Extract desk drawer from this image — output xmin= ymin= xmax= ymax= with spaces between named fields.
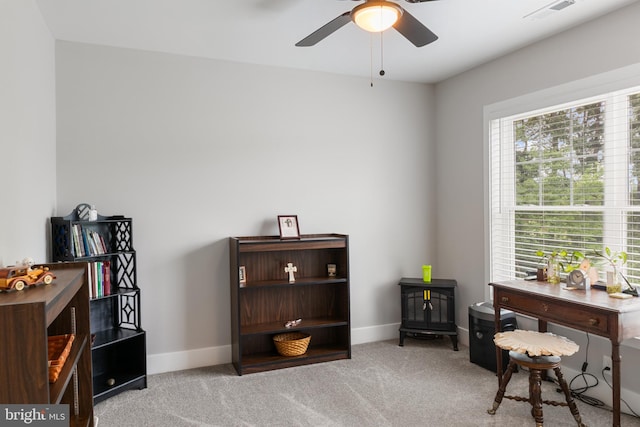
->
xmin=497 ymin=291 xmax=609 ymax=335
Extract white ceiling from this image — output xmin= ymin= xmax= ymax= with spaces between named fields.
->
xmin=35 ymin=0 xmax=638 ymax=84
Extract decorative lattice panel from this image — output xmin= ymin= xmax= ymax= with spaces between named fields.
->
xmin=113 ymin=221 xmax=133 ymax=252
xmin=118 ymin=293 xmax=141 ymax=330
xmin=115 ymin=252 xmax=136 ymax=289
xmin=52 ymin=223 xmax=72 ymax=260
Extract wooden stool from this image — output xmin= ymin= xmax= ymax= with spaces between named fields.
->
xmin=487 ymin=330 xmax=585 ymax=427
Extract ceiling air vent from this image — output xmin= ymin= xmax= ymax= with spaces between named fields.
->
xmin=524 ymin=0 xmax=576 ymax=20
xmin=550 ymin=0 xmax=576 ymax=11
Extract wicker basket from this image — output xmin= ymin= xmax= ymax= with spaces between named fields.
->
xmin=48 ymin=334 xmax=75 ymax=383
xmin=273 ymin=332 xmax=311 ymax=357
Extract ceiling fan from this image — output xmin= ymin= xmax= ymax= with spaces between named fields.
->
xmin=295 ymin=0 xmax=439 ymax=48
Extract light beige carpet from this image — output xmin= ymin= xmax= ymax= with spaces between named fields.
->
xmin=94 ymin=338 xmax=640 ymax=426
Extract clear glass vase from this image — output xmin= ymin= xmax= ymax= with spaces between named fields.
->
xmin=547 ymin=259 xmax=561 ymax=284
xmin=606 ymin=267 xmax=622 ymax=293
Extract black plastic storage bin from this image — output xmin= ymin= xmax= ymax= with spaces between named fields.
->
xmin=468 ymin=302 xmax=518 ymax=373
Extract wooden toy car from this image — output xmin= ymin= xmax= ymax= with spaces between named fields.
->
xmin=0 ymin=265 xmax=55 ymax=291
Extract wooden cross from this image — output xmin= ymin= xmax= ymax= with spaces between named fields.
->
xmin=284 ymin=262 xmax=297 ymax=283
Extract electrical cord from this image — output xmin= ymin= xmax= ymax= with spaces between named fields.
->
xmin=601 ymin=366 xmax=640 ymax=418
xmin=561 ymin=332 xmax=605 ymax=407
xmin=561 ymin=332 xmax=640 ymax=419
xmin=567 ymin=371 xmax=604 ymax=407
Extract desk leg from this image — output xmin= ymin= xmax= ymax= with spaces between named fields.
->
xmin=612 ymin=342 xmax=621 ymax=427
xmin=494 ymin=299 xmax=503 ymax=386
xmin=538 ymin=319 xmax=547 ymax=333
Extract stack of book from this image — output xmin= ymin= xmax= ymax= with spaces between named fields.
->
xmin=71 ymin=225 xmax=108 ymax=257
xmin=88 ymin=261 xmax=111 ymax=298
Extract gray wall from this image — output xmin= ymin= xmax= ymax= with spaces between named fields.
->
xmin=54 ymin=41 xmax=437 ymax=372
xmin=435 ymin=1 xmax=640 ymax=409
xmin=0 ymin=0 xmax=56 ymax=266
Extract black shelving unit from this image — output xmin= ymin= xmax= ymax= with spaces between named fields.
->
xmin=50 ymin=205 xmax=147 ymax=403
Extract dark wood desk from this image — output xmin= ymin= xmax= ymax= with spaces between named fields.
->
xmin=490 ymin=280 xmax=640 ymax=427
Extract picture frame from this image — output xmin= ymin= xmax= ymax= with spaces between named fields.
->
xmin=239 ymin=266 xmax=247 ymax=286
xmin=278 ymin=215 xmax=301 ymax=239
xmin=327 ymin=263 xmax=337 ymax=277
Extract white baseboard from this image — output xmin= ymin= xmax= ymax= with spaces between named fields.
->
xmin=147 ymin=323 xmax=404 ymax=375
xmin=457 ymin=326 xmax=470 ymax=347
xmin=351 ymin=322 xmax=400 ymax=345
xmin=147 ymin=344 xmax=231 ymax=375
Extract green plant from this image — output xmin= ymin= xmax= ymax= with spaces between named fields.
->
xmin=591 ymin=247 xmax=638 ymax=295
xmin=592 ymin=247 xmax=627 ymax=270
xmin=535 ymin=249 xmax=557 ymax=267
xmin=535 ymin=249 xmax=585 ymax=273
xmin=535 ymin=249 xmax=585 ymax=284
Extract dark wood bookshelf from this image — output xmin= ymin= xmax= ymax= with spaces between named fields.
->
xmin=0 ymin=263 xmax=94 ymax=427
xmin=229 ymin=233 xmax=351 ymax=375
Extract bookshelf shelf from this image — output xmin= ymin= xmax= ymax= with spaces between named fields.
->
xmin=239 ymin=345 xmax=350 ymax=375
xmin=92 ymin=328 xmax=145 ymax=349
xmin=51 ymin=208 xmax=147 ymax=404
xmin=240 ymin=277 xmax=347 ymax=289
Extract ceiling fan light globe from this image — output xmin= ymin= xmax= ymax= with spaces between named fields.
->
xmin=352 ymin=2 xmax=402 ymax=33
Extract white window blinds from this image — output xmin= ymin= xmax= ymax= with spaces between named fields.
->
xmin=489 ymin=86 xmax=640 ymax=283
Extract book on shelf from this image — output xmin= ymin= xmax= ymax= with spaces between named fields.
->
xmin=81 ymin=228 xmax=91 ymax=256
xmin=98 ymin=233 xmax=108 ymax=254
xmin=72 ymin=224 xmax=84 ymax=257
xmin=90 ymin=230 xmax=106 ymax=255
xmin=96 ymin=261 xmax=102 ymax=298
xmin=103 ymin=260 xmax=111 ymax=296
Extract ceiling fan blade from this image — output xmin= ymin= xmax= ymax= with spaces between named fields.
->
xmin=404 ymin=0 xmax=439 ymax=3
xmin=393 ymin=9 xmax=438 ymax=47
xmin=295 ymin=12 xmax=352 ymax=47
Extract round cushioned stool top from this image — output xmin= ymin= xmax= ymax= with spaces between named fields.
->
xmin=508 ymin=350 xmax=561 ymax=366
xmin=494 ymin=330 xmax=579 ymax=357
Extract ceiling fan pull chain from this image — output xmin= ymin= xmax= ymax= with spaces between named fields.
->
xmin=379 ymin=30 xmax=385 ymax=77
xmin=370 ymin=32 xmax=374 ymax=87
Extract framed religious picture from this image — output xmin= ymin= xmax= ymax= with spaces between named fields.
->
xmin=278 ymin=215 xmax=301 ymax=239
xmin=327 ymin=263 xmax=337 ymax=277
xmin=239 ymin=266 xmax=247 ymax=286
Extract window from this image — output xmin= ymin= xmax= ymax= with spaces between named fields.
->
xmin=489 ymin=86 xmax=640 ymax=283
